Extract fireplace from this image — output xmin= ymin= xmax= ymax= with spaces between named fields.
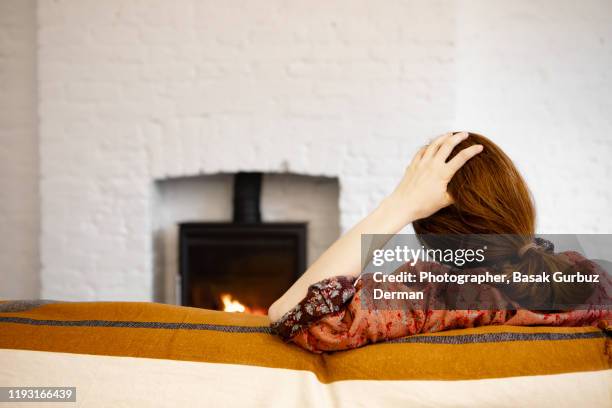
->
xmin=179 ymin=173 xmax=307 ymax=314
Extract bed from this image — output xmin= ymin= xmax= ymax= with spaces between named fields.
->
xmin=1 ymin=300 xmax=610 ymax=407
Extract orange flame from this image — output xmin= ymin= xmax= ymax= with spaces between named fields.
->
xmin=220 ymin=293 xmax=246 ymax=313
xmin=219 ymin=293 xmax=267 ymax=315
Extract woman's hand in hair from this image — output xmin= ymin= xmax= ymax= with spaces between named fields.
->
xmin=388 ymin=131 xmax=483 ymax=223
xmin=269 ymin=131 xmax=482 ymax=323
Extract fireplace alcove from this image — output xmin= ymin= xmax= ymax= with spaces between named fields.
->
xmin=153 ymin=172 xmax=340 ymax=311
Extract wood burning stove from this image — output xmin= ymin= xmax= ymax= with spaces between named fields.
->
xmin=179 ymin=173 xmax=307 ymax=313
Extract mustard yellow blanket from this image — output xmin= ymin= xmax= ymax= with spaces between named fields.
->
xmin=0 ymin=300 xmax=610 ymax=383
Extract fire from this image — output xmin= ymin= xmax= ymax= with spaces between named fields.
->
xmin=219 ymin=293 xmax=267 ymax=315
xmin=220 ymin=293 xmax=246 ymax=313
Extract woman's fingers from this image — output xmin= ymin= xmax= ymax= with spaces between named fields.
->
xmin=435 ymin=131 xmax=469 ymax=162
xmin=445 ymin=144 xmax=484 ymax=178
xmin=422 ymin=132 xmax=453 ymax=161
xmin=409 ymin=145 xmax=428 ymax=170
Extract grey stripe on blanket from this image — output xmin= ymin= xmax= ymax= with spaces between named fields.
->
xmin=0 ymin=315 xmax=606 ymax=343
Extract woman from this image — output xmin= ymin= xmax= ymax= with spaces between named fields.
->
xmin=268 ymin=132 xmax=610 ymax=352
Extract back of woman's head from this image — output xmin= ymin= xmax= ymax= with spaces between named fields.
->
xmin=413 ymin=132 xmax=592 ymax=307
xmin=414 ymin=132 xmax=535 ymax=236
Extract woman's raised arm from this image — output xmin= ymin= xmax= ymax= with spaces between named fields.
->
xmin=267 ymin=131 xmax=483 ymax=323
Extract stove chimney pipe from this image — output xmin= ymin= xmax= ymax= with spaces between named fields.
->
xmin=233 ymin=172 xmax=262 ymax=224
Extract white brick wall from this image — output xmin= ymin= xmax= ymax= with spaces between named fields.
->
xmin=37 ymin=0 xmax=456 ymax=300
xmin=0 ymin=0 xmax=38 ymax=299
xmin=454 ymin=0 xmax=612 ymax=234
xmin=2 ymin=0 xmax=611 ymax=301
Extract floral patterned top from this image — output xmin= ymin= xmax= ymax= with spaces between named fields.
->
xmin=270 ymin=276 xmax=356 ymax=339
xmin=271 ymin=251 xmax=611 ymax=353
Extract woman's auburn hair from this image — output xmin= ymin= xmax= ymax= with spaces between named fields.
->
xmin=415 ymin=132 xmax=535 ymax=235
xmin=412 ymin=132 xmax=592 ymax=307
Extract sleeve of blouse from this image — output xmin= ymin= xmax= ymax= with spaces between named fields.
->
xmin=270 ymin=276 xmax=357 ymax=340
xmin=286 ymin=261 xmax=515 ymax=353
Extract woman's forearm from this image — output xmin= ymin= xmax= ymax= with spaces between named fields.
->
xmin=267 ymin=195 xmax=415 ymax=323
